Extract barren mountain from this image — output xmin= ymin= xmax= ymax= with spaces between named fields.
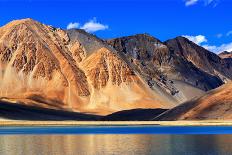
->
xmin=154 ymin=82 xmax=232 ymax=120
xmin=0 ymin=19 xmax=173 ymax=115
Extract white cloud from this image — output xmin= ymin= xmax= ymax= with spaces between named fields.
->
xmin=203 ymin=43 xmax=232 ymax=53
xmin=185 ymin=0 xmax=198 ymax=6
xmin=67 ymin=22 xmax=80 ymax=29
xmin=226 ymin=31 xmax=232 ymax=36
xmin=67 ymin=18 xmax=108 ymax=33
xmin=183 ymin=35 xmax=208 ymax=45
xmin=80 ymin=18 xmax=108 ymax=33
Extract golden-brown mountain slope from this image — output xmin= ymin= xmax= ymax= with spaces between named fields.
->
xmin=81 ymin=47 xmax=173 ymax=113
xmin=154 ymin=82 xmax=232 ymax=120
xmin=0 ymin=18 xmax=90 ymax=110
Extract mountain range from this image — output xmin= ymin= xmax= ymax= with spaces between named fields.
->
xmin=0 ymin=18 xmax=231 ymax=120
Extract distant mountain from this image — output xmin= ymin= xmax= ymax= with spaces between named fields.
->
xmin=219 ymin=51 xmax=232 ymax=59
xmin=0 ymin=18 xmax=231 ymax=117
xmin=154 ymin=82 xmax=232 ymax=120
xmin=165 ymin=37 xmax=232 ymax=82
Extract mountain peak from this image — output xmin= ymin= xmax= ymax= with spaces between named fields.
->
xmin=3 ymin=18 xmax=38 ymax=26
xmin=134 ymin=33 xmax=153 ymax=37
xmin=16 ymin=18 xmax=34 ymax=22
xmin=167 ymin=36 xmax=193 ymax=44
xmin=0 ymin=18 xmax=44 ymax=34
xmin=108 ymin=33 xmax=161 ymax=43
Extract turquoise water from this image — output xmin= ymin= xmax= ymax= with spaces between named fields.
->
xmin=0 ymin=126 xmax=232 ymax=155
xmin=0 ymin=126 xmax=232 ymax=134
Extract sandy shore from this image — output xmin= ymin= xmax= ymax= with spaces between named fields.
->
xmin=0 ymin=120 xmax=232 ymax=127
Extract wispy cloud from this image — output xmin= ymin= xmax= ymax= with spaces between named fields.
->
xmin=184 ymin=0 xmax=220 ymax=7
xmin=67 ymin=18 xmax=108 ymax=33
xmin=67 ymin=22 xmax=79 ymax=29
xmin=213 ymin=30 xmax=232 ymax=38
xmin=203 ymin=43 xmax=232 ymax=53
xmin=183 ymin=34 xmax=232 ymax=53
xmin=183 ymin=35 xmax=207 ymax=45
xmin=185 ymin=0 xmax=198 ymax=6
xmin=226 ymin=31 xmax=232 ymax=36
xmin=216 ymin=33 xmax=223 ymax=38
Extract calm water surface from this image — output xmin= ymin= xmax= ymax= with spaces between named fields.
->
xmin=0 ymin=126 xmax=232 ymax=155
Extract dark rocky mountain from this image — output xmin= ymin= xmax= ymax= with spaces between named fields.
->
xmin=107 ymin=35 xmax=227 ymax=103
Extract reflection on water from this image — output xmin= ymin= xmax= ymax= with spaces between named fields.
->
xmin=0 ymin=134 xmax=232 ymax=155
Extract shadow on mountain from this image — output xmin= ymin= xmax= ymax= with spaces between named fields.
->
xmin=0 ymin=100 xmax=167 ymax=121
xmin=102 ymin=109 xmax=167 ymax=121
xmin=0 ymin=100 xmax=101 ymax=121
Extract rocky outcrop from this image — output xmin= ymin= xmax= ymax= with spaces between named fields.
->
xmin=82 ymin=47 xmax=135 ymax=89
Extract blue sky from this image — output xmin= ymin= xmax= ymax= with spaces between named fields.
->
xmin=0 ymin=0 xmax=232 ymax=53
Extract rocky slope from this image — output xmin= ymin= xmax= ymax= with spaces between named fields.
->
xmin=154 ymin=82 xmax=232 ymax=120
xmin=0 ymin=19 xmax=173 ymax=115
xmin=107 ymin=35 xmax=225 ymax=103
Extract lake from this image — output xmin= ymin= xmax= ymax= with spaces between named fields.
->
xmin=0 ymin=126 xmax=232 ymax=155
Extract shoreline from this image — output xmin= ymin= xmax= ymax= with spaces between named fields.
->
xmin=1 ymin=120 xmax=232 ymax=127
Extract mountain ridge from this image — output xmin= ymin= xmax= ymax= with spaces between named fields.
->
xmin=0 ymin=18 xmax=231 ymax=116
